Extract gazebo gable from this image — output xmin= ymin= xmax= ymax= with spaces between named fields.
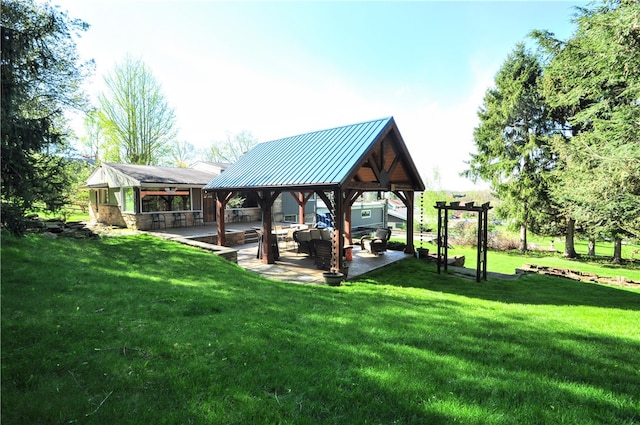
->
xmin=345 ymin=120 xmax=425 ymax=192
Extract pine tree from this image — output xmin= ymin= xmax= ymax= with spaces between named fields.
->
xmin=465 ymin=44 xmax=562 ymax=251
xmin=1 ymin=0 xmax=91 ymax=235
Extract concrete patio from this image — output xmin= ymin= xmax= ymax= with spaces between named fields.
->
xmin=146 ymin=221 xmax=411 ymax=284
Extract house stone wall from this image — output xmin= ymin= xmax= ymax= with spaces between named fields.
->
xmin=90 ymin=204 xmax=127 ymax=228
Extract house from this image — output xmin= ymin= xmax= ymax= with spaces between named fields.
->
xmin=85 ymin=162 xmax=221 ymax=230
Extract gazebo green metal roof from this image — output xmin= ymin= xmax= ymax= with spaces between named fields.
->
xmin=204 ymin=116 xmax=424 ymax=192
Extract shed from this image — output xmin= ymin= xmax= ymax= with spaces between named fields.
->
xmin=203 ymin=116 xmax=425 ymax=272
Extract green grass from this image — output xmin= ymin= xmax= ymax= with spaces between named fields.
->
xmin=2 ymin=233 xmax=639 ymax=424
xmin=406 ymin=233 xmax=640 ymax=281
xmin=28 ymin=208 xmax=90 ymax=223
xmin=440 ymin=245 xmax=640 ymax=282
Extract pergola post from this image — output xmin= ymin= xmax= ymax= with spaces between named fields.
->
xmin=436 ymin=204 xmax=444 ymax=275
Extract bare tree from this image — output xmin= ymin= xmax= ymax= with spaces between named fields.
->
xmin=205 ymin=130 xmax=258 ymax=163
xmin=98 ymin=55 xmax=177 ymax=165
xmin=169 ymin=140 xmax=196 ymax=168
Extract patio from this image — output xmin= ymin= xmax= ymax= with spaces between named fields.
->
xmin=146 ymin=222 xmax=411 ymax=284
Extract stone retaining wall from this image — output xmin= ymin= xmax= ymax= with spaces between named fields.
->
xmin=174 ymin=237 xmax=238 ymax=263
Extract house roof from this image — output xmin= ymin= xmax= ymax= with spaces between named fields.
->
xmin=204 ymin=116 xmax=424 ymax=192
xmin=190 ymin=161 xmax=230 ymax=175
xmin=85 ymin=162 xmax=218 ymax=188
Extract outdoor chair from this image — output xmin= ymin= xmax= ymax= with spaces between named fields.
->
xmin=256 ymin=230 xmax=280 ymax=260
xmin=192 ymin=211 xmax=204 ymax=226
xmin=313 ymin=239 xmax=332 ymax=270
xmin=172 ymin=212 xmax=186 ymax=227
xmin=151 ymin=213 xmax=166 ymax=229
xmin=293 ymin=230 xmax=314 ymax=256
xmin=361 ymin=228 xmax=392 ymax=255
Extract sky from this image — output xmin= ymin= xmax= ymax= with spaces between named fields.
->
xmin=55 ymin=0 xmax=584 ymax=191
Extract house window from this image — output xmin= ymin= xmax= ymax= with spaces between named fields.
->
xmin=98 ymin=189 xmax=117 ymax=205
xmin=283 ymin=214 xmax=297 ymax=223
xmin=123 ymin=187 xmax=135 ymax=212
xmin=361 ymin=210 xmax=372 ymax=219
xmin=140 ymin=188 xmax=191 ymax=212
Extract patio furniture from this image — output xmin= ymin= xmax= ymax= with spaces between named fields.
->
xmin=151 ymin=213 xmax=166 ymax=229
xmin=256 ymin=230 xmax=280 ymax=260
xmin=293 ymin=228 xmax=332 ymax=256
xmin=293 ymin=229 xmax=314 ymax=256
xmin=172 ymin=212 xmax=186 ymax=227
xmin=192 ymin=211 xmax=204 ymax=226
xmin=313 ymin=239 xmax=332 ymax=270
xmin=315 ymin=212 xmax=333 ymax=228
xmin=285 ymin=228 xmax=297 ymax=250
xmin=361 ymin=228 xmax=392 ymax=255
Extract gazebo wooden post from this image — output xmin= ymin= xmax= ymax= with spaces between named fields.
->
xmin=256 ymin=190 xmax=281 ymax=264
xmin=333 ymin=187 xmax=345 ymax=273
xmin=290 ymin=191 xmax=313 ymax=226
xmin=216 ymin=191 xmax=234 ymax=246
xmin=343 ymin=189 xmax=361 ymax=245
xmin=344 ymin=207 xmax=352 ymax=245
xmin=395 ymin=190 xmax=416 ymax=255
xmin=298 ymin=192 xmax=306 ymax=225
xmin=263 ymin=202 xmax=274 ymax=264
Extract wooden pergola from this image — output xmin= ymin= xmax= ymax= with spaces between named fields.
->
xmin=435 ymin=201 xmax=492 ymax=282
xmin=204 ymin=117 xmax=426 ymax=274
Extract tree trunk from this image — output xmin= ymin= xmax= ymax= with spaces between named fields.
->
xmin=519 ymin=224 xmax=527 ymax=252
xmin=564 ymin=218 xmax=577 ymax=258
xmin=612 ymin=237 xmax=622 ymax=264
xmin=587 ymin=238 xmax=596 ymax=256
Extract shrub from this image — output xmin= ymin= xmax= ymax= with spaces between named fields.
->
xmin=386 ymin=241 xmax=406 ymax=251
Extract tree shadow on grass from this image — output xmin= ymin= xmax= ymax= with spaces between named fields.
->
xmin=3 ymin=234 xmax=639 ymax=424
xmin=358 ymin=258 xmax=640 ymax=310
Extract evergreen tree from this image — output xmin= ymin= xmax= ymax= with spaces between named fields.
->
xmin=1 ymin=0 xmax=91 ymax=235
xmin=533 ymin=0 xmax=640 ymax=259
xmin=465 ymin=44 xmax=562 ymax=251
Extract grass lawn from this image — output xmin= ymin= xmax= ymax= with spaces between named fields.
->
xmin=443 ymin=245 xmax=640 ymax=282
xmin=32 ymin=209 xmax=91 ymax=223
xmin=2 ymin=232 xmax=639 ymax=424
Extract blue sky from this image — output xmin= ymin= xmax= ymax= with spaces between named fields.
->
xmin=56 ymin=0 xmax=583 ymax=190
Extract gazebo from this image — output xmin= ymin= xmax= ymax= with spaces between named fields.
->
xmin=203 ymin=117 xmax=425 ymax=274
